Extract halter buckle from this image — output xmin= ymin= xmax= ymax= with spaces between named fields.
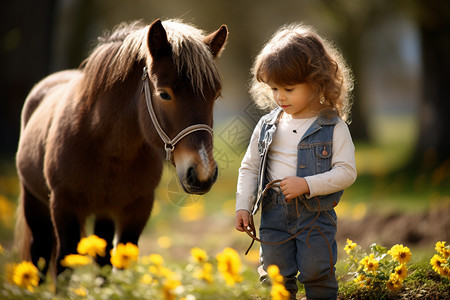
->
xmin=142 ymin=67 xmax=148 ymax=81
xmin=164 ymin=143 xmax=174 ymax=161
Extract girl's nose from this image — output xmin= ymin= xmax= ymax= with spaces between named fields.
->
xmin=277 ymin=91 xmax=285 ymax=101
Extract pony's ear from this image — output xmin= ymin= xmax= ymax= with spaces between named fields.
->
xmin=204 ymin=25 xmax=228 ymax=58
xmin=147 ymin=19 xmax=171 ymax=59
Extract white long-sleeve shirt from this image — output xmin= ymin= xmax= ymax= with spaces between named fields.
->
xmin=236 ymin=114 xmax=357 ymax=212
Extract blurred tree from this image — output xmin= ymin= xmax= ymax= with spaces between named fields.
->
xmin=316 ymin=0 xmax=422 ymax=142
xmin=49 ymin=0 xmax=97 ymax=72
xmin=321 ymin=0 xmax=449 ymax=167
xmin=318 ymin=0 xmax=374 ymax=141
xmin=0 ymin=0 xmax=56 ymax=158
xmin=412 ymin=0 xmax=450 ymax=167
xmin=0 ymin=0 xmax=99 ymax=158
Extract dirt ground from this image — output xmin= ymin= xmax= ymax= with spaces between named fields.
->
xmin=337 ymin=201 xmax=450 ymax=250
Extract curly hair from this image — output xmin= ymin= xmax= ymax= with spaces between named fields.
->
xmin=250 ymin=23 xmax=354 ymax=122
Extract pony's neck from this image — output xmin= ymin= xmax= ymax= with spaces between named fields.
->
xmin=86 ymin=65 xmax=147 ymax=160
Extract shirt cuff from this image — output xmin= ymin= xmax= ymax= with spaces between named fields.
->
xmin=303 ymin=177 xmax=314 ymax=198
xmin=235 ymin=194 xmax=255 ymax=212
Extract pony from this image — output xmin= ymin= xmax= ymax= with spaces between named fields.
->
xmin=15 ymin=19 xmax=228 ymax=277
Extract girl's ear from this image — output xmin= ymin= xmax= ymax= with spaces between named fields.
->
xmin=203 ymin=25 xmax=228 ymax=58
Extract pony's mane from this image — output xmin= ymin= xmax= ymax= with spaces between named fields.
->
xmin=81 ymin=20 xmax=220 ymax=103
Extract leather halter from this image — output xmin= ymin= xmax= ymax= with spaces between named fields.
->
xmin=141 ymin=67 xmax=214 ymax=162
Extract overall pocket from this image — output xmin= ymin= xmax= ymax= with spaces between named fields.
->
xmin=321 ymin=209 xmax=337 ymax=228
xmin=302 ymin=193 xmax=341 ymax=212
xmin=314 ymin=143 xmax=332 ymax=173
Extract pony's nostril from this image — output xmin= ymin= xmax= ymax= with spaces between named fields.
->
xmin=212 ymin=165 xmax=218 ymax=183
xmin=186 ymin=166 xmax=196 ymax=185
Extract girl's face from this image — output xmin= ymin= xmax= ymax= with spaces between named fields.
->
xmin=267 ymin=81 xmax=319 ymax=119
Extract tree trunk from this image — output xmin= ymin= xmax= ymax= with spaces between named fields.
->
xmin=414 ymin=0 xmax=450 ymax=167
xmin=0 ymin=0 xmax=56 ymax=157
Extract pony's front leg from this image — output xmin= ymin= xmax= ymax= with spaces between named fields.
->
xmin=116 ymin=196 xmax=153 ymax=248
xmin=94 ymin=217 xmax=115 ymax=267
xmin=50 ymin=193 xmax=83 ymax=276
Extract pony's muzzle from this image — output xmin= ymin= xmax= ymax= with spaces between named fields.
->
xmin=180 ymin=163 xmax=218 ymax=194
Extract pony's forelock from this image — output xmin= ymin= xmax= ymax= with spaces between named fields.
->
xmin=160 ymin=20 xmax=220 ymax=96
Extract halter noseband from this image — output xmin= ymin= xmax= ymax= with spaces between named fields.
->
xmin=142 ymin=67 xmax=214 ymax=162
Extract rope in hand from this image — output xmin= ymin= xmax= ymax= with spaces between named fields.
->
xmin=243 ymin=179 xmax=334 ymax=275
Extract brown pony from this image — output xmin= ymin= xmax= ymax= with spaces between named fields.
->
xmin=15 ymin=19 xmax=228 ymax=277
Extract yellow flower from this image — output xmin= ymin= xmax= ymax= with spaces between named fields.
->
xmin=270 ymin=282 xmax=290 ymax=300
xmin=141 ymin=273 xmax=154 ymax=285
xmin=435 ymin=241 xmax=450 ymax=259
xmin=353 ymin=274 xmax=370 ymax=288
xmin=149 ymin=253 xmax=164 ymax=266
xmin=364 ymin=254 xmax=380 ymax=273
xmin=267 ymin=265 xmax=284 ymax=285
xmin=162 ymin=277 xmax=181 ymax=300
xmin=435 ymin=241 xmax=446 ymax=252
xmin=386 ymin=273 xmax=402 ymax=292
xmin=344 ymin=238 xmax=357 ymax=255
xmin=71 ymin=287 xmax=88 ymax=297
xmin=359 ymin=254 xmax=378 ymax=274
xmin=0 ymin=194 xmax=15 ymax=229
xmin=394 ymin=264 xmax=408 ymax=281
xmin=442 ymin=267 xmax=450 ymax=279
xmin=441 ymin=267 xmax=450 ymax=279
xmin=430 ymin=254 xmax=447 ymax=275
xmin=387 ymin=244 xmax=412 ymax=264
xmin=110 ymin=242 xmax=139 ymax=269
xmin=60 ymin=254 xmax=91 ymax=267
xmin=216 ymin=247 xmax=243 ymax=286
xmin=354 ymin=274 xmax=364 ymax=282
xmin=12 ymin=261 xmax=40 ymax=292
xmin=193 ymin=262 xmax=213 ymax=283
xmin=149 ymin=265 xmax=173 ymax=278
xmin=191 ymin=247 xmax=208 ymax=263
xmin=77 ymin=235 xmax=107 ymax=257
xmin=268 ymin=265 xmax=290 ymax=299
xmin=146 ymin=253 xmax=175 ymax=279
xmin=0 ymin=244 xmax=4 ymax=255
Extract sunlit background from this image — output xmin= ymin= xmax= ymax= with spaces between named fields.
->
xmin=1 ymin=0 xmax=449 ymax=269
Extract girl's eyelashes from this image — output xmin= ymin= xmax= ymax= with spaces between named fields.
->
xmin=269 ymin=86 xmax=294 ymax=92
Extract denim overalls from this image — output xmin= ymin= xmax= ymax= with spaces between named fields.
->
xmin=253 ymin=107 xmax=341 ymax=299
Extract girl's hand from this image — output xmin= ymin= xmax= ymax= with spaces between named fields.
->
xmin=280 ymin=176 xmax=310 ymax=202
xmin=235 ymin=209 xmax=250 ymax=232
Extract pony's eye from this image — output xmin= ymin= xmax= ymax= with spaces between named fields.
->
xmin=159 ymin=91 xmax=171 ymax=101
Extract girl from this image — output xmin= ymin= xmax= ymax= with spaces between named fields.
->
xmin=235 ymin=23 xmax=356 ymax=300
